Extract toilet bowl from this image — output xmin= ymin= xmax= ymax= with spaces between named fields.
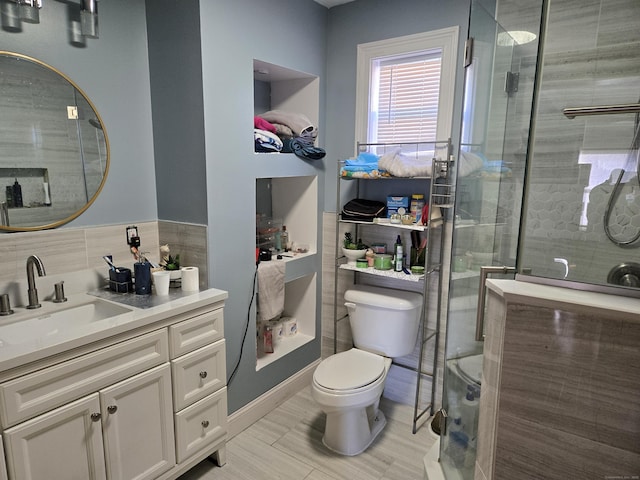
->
xmin=312 ymin=285 xmax=422 ymax=456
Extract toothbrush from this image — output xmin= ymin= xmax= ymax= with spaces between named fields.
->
xmin=103 ymin=255 xmax=120 ymax=273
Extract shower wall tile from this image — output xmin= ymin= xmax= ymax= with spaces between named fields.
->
xmin=479 ymin=284 xmax=640 ymax=480
xmin=523 ymin=0 xmax=640 ymax=284
xmin=475 ymin=290 xmax=505 ymax=480
xmin=158 ymin=220 xmax=208 ymax=290
xmin=542 ymin=0 xmax=600 ymax=54
xmin=0 ymin=221 xmax=160 ymax=304
xmin=596 ymin=0 xmax=640 ymax=47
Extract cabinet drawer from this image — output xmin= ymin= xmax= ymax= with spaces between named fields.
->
xmin=0 ymin=329 xmax=168 ymax=428
xmin=171 ymin=341 xmax=226 ymax=411
xmin=169 ymin=308 xmax=224 ymax=358
xmin=174 ymin=387 xmax=227 ymax=464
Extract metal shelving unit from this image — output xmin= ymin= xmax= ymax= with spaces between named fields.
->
xmin=332 ymin=139 xmax=455 ymax=433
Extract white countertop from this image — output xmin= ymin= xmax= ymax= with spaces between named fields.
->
xmin=0 ymin=287 xmax=228 ymax=373
xmin=487 ymin=278 xmax=640 ymax=319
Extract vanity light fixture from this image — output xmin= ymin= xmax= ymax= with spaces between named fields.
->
xmin=17 ymin=0 xmax=41 ymax=24
xmin=80 ymin=0 xmax=98 ymax=38
xmin=1 ymin=0 xmax=99 ymax=39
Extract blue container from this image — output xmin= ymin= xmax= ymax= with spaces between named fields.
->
xmin=134 ymin=262 xmax=152 ymax=295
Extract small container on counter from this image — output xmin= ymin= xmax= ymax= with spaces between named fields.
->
xmin=109 ymin=268 xmax=132 ymax=293
xmin=134 ymin=261 xmax=152 ymax=295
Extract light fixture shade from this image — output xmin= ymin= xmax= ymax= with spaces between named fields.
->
xmin=497 ymin=30 xmax=536 ymax=47
xmin=80 ymin=0 xmax=98 ymax=38
xmin=19 ymin=0 xmax=40 ymax=24
xmin=1 ymin=1 xmax=23 ymax=32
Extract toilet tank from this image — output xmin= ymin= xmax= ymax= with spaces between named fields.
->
xmin=344 ymin=284 xmax=422 ymax=357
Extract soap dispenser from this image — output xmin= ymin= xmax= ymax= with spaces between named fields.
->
xmin=12 ymin=179 xmax=23 ymax=208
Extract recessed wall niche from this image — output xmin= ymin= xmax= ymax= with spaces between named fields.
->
xmin=255 ymin=175 xmax=318 ymax=370
xmin=253 ymin=59 xmax=319 ymax=153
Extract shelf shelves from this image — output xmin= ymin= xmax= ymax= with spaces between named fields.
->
xmin=256 ymin=333 xmax=314 ymax=371
xmin=338 ymin=263 xmax=425 ymax=282
xmin=333 ymin=139 xmax=455 ymax=434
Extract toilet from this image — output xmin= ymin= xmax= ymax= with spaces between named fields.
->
xmin=312 ymin=284 xmax=423 ymax=456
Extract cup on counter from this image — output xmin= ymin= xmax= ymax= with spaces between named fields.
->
xmin=152 ymin=270 xmax=171 ymax=296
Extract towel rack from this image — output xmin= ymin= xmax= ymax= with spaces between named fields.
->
xmin=563 ymin=103 xmax=640 ymax=118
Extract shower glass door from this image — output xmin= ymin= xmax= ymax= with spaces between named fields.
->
xmin=518 ymin=0 xmax=640 ymax=294
xmin=438 ymin=0 xmax=539 ymax=477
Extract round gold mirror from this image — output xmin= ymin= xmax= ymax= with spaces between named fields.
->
xmin=0 ymin=51 xmax=109 ymax=232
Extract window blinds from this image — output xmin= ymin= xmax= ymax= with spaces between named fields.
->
xmin=372 ymin=51 xmax=442 ymax=144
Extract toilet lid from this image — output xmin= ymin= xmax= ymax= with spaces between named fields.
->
xmin=314 ymin=349 xmax=385 ymax=391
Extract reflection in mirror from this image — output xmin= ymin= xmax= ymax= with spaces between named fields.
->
xmin=0 ymin=51 xmax=109 ymax=231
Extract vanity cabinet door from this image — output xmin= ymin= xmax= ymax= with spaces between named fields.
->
xmin=100 ymin=363 xmax=175 ymax=480
xmin=3 ymin=394 xmax=107 ymax=480
xmin=0 ymin=437 xmax=7 ymax=480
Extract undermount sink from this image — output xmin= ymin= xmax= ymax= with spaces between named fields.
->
xmin=0 ymin=298 xmax=133 ymax=347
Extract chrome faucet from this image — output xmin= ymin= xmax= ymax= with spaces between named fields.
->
xmin=26 ymin=255 xmax=46 ymax=309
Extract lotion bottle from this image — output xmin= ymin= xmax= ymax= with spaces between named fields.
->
xmin=394 ymin=235 xmax=403 ymax=272
xmin=281 ymin=225 xmax=289 ymax=252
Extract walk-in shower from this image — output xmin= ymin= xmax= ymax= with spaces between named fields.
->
xmin=430 ymin=0 xmax=640 ymax=478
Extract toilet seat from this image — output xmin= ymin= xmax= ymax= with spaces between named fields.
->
xmin=313 ymin=349 xmax=385 ymax=393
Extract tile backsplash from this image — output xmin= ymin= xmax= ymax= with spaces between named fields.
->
xmin=0 ymin=220 xmax=209 ymax=305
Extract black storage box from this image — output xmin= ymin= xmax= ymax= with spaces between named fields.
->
xmin=341 ymin=198 xmax=386 ymax=222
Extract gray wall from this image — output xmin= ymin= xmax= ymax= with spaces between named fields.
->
xmin=323 ymin=0 xmax=472 ymax=212
xmin=0 ymin=0 xmax=157 ymax=228
xmin=198 ymin=0 xmax=328 ymax=412
xmin=146 ymin=0 xmax=207 ymax=225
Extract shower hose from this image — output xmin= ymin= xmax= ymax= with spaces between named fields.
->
xmin=604 ymin=99 xmax=640 ymax=247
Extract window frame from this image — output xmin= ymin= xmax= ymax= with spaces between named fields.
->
xmin=355 ymin=27 xmax=459 ymax=148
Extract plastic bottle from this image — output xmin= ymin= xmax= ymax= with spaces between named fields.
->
xmin=12 ymin=179 xmax=23 ymax=208
xmin=281 ymin=225 xmax=289 ymax=251
xmin=460 ymin=386 xmax=479 ymax=437
xmin=410 ymin=194 xmax=425 ymax=223
xmin=394 ymin=235 xmax=403 ymax=272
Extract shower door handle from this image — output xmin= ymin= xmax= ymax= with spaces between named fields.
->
xmin=475 ymin=266 xmax=516 ymax=341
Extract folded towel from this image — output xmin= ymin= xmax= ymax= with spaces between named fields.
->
xmin=259 ymin=110 xmax=316 ymax=137
xmin=345 ymin=152 xmax=379 ymax=168
xmin=257 ymin=261 xmax=285 ymax=322
xmin=378 ymin=148 xmax=434 ymax=177
xmin=254 ymin=129 xmax=283 ymax=152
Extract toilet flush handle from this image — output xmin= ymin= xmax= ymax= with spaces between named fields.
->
xmin=344 ymin=302 xmax=356 ymax=314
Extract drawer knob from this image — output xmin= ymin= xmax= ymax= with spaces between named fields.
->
xmin=90 ymin=412 xmax=101 ymax=422
xmin=107 ymin=405 xmax=118 ymax=414
xmin=201 ymin=420 xmax=210 ymax=428
xmin=199 ymin=371 xmax=208 ymax=379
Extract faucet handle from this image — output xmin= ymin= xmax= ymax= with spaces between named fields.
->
xmin=53 ymin=282 xmax=67 ymax=303
xmin=0 ymin=294 xmax=14 ymax=316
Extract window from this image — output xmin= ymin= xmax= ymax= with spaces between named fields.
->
xmin=371 ymin=50 xmax=442 ymax=144
xmin=356 ymin=27 xmax=459 ymax=150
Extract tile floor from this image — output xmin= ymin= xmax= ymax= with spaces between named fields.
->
xmin=179 ymin=387 xmax=436 ymax=480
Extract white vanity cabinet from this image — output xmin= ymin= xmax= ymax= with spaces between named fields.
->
xmin=0 ymin=295 xmax=228 ymax=480
xmin=4 ymin=364 xmax=174 ymax=480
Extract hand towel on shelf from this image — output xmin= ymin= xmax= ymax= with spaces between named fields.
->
xmin=257 ymin=261 xmax=285 ymax=322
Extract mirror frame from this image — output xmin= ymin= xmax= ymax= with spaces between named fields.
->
xmin=0 ymin=51 xmax=110 ymax=232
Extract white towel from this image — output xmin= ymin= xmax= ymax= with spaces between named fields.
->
xmin=257 ymin=261 xmax=285 ymax=322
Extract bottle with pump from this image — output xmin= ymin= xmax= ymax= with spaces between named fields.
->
xmin=394 ymin=235 xmax=403 ymax=272
xmin=12 ymin=179 xmax=23 ymax=208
